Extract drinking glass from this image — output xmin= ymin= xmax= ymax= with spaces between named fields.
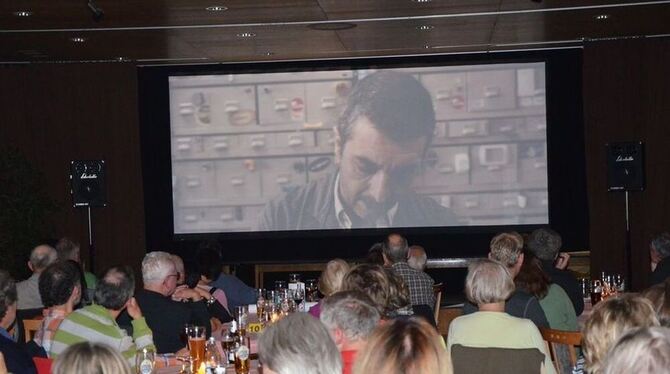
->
xmin=186 ymin=325 xmax=206 ymax=372
xmin=305 ymin=279 xmax=318 ymax=302
xmin=292 ymin=287 xmax=305 ymax=312
xmin=235 ymin=306 xmax=249 ymax=335
xmin=136 ymin=347 xmax=156 ymax=374
xmin=591 ymin=280 xmax=603 ymax=305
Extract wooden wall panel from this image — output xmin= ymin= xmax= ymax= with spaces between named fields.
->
xmin=0 ymin=63 xmax=145 ymax=278
xmin=583 ymin=37 xmax=670 ymax=290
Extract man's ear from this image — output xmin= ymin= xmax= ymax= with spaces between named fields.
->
xmin=333 ymin=126 xmax=343 ymax=166
xmin=27 ymin=261 xmax=34 ymax=272
xmin=333 ymin=328 xmax=345 ymax=345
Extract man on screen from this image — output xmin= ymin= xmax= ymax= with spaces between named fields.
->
xmin=258 ymin=71 xmax=456 ymax=231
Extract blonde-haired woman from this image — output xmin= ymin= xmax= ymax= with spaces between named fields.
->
xmin=602 ymin=326 xmax=670 ymax=374
xmin=309 ymin=259 xmax=350 ymax=318
xmin=52 ymin=342 xmax=132 ymax=374
xmin=353 ymin=317 xmax=451 ymax=374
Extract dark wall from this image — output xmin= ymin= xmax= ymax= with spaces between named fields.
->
xmin=0 ymin=63 xmax=146 ymax=277
xmin=583 ymin=37 xmax=670 ymax=290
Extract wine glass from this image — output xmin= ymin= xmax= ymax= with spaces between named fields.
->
xmin=292 ymin=287 xmax=305 ymax=312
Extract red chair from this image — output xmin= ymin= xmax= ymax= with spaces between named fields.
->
xmin=33 ymin=357 xmax=53 ymax=374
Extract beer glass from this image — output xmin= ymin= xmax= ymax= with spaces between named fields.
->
xmin=136 ymin=347 xmax=156 ymax=374
xmin=186 ymin=325 xmax=206 ymax=372
xmin=235 ymin=335 xmax=251 ymax=374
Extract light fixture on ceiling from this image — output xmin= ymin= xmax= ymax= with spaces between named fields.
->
xmin=236 ymin=32 xmax=256 ymax=38
xmin=14 ymin=11 xmax=33 ymax=17
xmin=595 ymin=14 xmax=610 ymax=21
xmin=206 ymin=6 xmax=228 ymax=12
xmin=70 ymin=37 xmax=87 ymax=43
xmin=416 ymin=25 xmax=434 ymax=31
xmin=265 ymin=51 xmax=275 ymax=56
xmin=411 ymin=0 xmax=432 ymax=3
xmin=115 ymin=57 xmax=129 ymax=62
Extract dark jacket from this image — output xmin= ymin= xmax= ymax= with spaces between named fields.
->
xmin=0 ymin=333 xmax=37 ymax=374
xmin=541 ymin=260 xmax=584 ymax=316
xmin=258 ymin=172 xmax=458 ymax=231
xmin=463 ymin=289 xmax=550 ymax=328
xmin=651 ymin=256 xmax=670 ymax=286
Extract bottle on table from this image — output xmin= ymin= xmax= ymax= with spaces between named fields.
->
xmin=204 ymin=337 xmax=225 ymax=374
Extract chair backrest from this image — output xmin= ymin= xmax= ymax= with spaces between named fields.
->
xmin=451 ymin=344 xmax=545 ymax=374
xmin=540 ymin=327 xmax=582 ymax=373
xmin=33 ymin=357 xmax=53 ymax=374
xmin=433 ymin=282 xmax=443 ymax=324
xmin=23 ymin=318 xmax=43 ymax=343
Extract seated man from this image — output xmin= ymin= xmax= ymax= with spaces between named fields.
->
xmin=463 ymin=232 xmax=549 ymax=328
xmin=199 ymin=241 xmax=256 ymax=311
xmin=17 ymin=244 xmax=58 ymax=310
xmin=35 ymin=261 xmax=82 ymax=356
xmin=0 ymin=270 xmax=36 ymax=374
xmin=407 ymin=245 xmax=428 ymax=272
xmin=384 ymin=234 xmax=435 ymax=310
xmin=128 ymin=251 xmax=211 ymax=354
xmin=650 ymin=232 xmax=670 ymax=285
xmin=55 ymin=237 xmax=97 ymax=301
xmin=320 ymin=291 xmax=380 ymax=374
xmin=50 ymin=266 xmax=155 ymax=370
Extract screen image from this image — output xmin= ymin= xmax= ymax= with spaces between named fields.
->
xmin=168 ymin=62 xmax=548 ymax=234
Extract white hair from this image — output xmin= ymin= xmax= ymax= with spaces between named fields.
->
xmin=408 ymin=246 xmax=427 ymax=271
xmin=30 ymin=245 xmax=58 ymax=271
xmin=141 ymin=251 xmax=175 ymax=285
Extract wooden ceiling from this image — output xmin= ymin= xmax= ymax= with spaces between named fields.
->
xmin=1 ymin=0 xmax=669 ymax=63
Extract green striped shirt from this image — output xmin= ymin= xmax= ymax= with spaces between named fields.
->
xmin=50 ymin=304 xmax=155 ymax=369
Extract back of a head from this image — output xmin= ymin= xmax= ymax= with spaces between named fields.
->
xmin=142 ymin=251 xmax=175 ymax=285
xmin=489 ymin=232 xmax=524 ymax=268
xmin=0 ymin=270 xmax=17 ymax=322
xmin=353 ymin=317 xmax=451 ymax=374
xmin=408 ymin=245 xmax=427 ymax=271
xmin=259 ymin=312 xmax=341 ymax=374
xmin=383 ymin=233 xmax=409 ymax=264
xmin=641 ymin=278 xmax=670 ymax=327
xmin=94 ymin=266 xmax=135 ymax=311
xmin=583 ymin=294 xmax=660 ymax=373
xmin=196 ymin=246 xmax=223 ymax=282
xmin=52 ymin=342 xmax=132 ymax=374
xmin=465 ymin=259 xmax=514 ymax=305
xmin=338 ymin=71 xmax=436 ymax=145
xmin=319 ymin=259 xmax=350 ymax=297
xmin=366 ymin=242 xmax=385 ymax=266
xmin=652 ymin=232 xmax=670 ymax=259
xmin=341 ymin=263 xmax=409 ymax=318
xmin=29 ymin=244 xmax=58 ymax=272
xmin=55 ymin=237 xmax=80 ymax=262
xmin=513 ymin=251 xmax=550 ymax=299
xmin=39 ymin=261 xmax=81 ymax=308
xmin=526 ymin=228 xmax=562 ymax=261
xmin=320 ymin=290 xmax=380 ymax=342
xmin=603 ymin=326 xmax=670 ymax=374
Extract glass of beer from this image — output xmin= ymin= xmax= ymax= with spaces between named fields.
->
xmin=186 ymin=325 xmax=206 ymax=372
xmin=235 ymin=335 xmax=251 ymax=374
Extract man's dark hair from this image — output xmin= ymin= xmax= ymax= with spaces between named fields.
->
xmin=366 ymin=242 xmax=385 ymax=265
xmin=338 ymin=71 xmax=436 ymax=145
xmin=0 ymin=270 xmax=17 ymax=321
xmin=652 ymin=232 xmax=670 ymax=259
xmin=55 ymin=237 xmax=80 ymax=261
xmin=39 ymin=261 xmax=81 ymax=308
xmin=383 ymin=233 xmax=409 ymax=264
xmin=526 ymin=228 xmax=563 ymax=261
xmin=94 ymin=265 xmax=135 ymax=310
xmin=197 ymin=247 xmax=223 ymax=282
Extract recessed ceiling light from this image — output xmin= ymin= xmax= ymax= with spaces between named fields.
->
xmin=412 ymin=0 xmax=432 ymax=3
xmin=265 ymin=51 xmax=275 ymax=56
xmin=70 ymin=37 xmax=86 ymax=43
xmin=14 ymin=11 xmax=33 ymax=17
xmin=236 ymin=32 xmax=256 ymax=38
xmin=595 ymin=14 xmax=610 ymax=20
xmin=115 ymin=57 xmax=129 ymax=62
xmin=416 ymin=25 xmax=434 ymax=31
xmin=206 ymin=6 xmax=227 ymax=12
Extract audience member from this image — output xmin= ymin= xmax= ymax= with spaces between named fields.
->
xmin=527 ymin=228 xmax=584 ymax=315
xmin=384 ymin=233 xmax=435 ymax=310
xmin=52 ymin=342 xmax=132 ymax=374
xmin=194 ymin=250 xmax=231 ymax=312
xmin=50 ymin=265 xmax=155 ymax=369
xmin=448 ymin=259 xmax=555 ymax=374
xmin=581 ymin=294 xmax=659 ymax=374
xmin=16 ymin=244 xmax=57 ymax=310
xmin=309 ymin=259 xmax=350 ymax=318
xmin=641 ymin=278 xmax=670 ymax=326
xmin=258 ymin=312 xmax=341 ymax=374
xmin=125 ymin=251 xmax=211 ymax=354
xmin=200 ymin=240 xmax=257 ymax=311
xmin=602 ymin=326 xmax=670 ymax=374
xmin=365 ymin=242 xmax=385 ymax=266
xmin=515 ymin=251 xmax=578 ymax=331
xmin=0 ymin=270 xmax=37 ymax=374
xmin=463 ymin=232 xmax=549 ymax=328
xmin=181 ymin=258 xmax=233 ymax=325
xmin=354 ymin=317 xmax=451 ymax=374
xmin=55 ymin=237 xmax=97 ymax=297
xmin=408 ymin=245 xmax=428 ymax=271
xmin=319 ymin=291 xmax=380 ymax=374
xmin=650 ymin=232 xmax=670 ymax=285
xmin=341 ymin=263 xmax=412 ymax=319
xmin=35 ymin=261 xmax=82 ymax=356
xmin=170 ymin=253 xmax=186 ymax=286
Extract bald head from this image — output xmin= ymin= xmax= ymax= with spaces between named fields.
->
xmin=29 ymin=245 xmax=58 ymax=274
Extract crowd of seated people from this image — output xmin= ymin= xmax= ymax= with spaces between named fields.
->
xmin=4 ymin=229 xmax=670 ymax=374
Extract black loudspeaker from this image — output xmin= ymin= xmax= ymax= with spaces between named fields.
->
xmin=70 ymin=160 xmax=107 ymax=207
xmin=606 ymin=142 xmax=645 ymax=191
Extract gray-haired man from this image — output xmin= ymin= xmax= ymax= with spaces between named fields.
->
xmin=17 ymin=244 xmax=58 ymax=310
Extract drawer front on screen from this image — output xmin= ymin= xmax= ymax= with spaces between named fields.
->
xmin=518 ymin=142 xmax=547 ymax=184
xmin=198 ymin=86 xmax=258 ymax=129
xmin=470 ymin=144 xmax=518 ymax=185
xmin=173 ymin=161 xmax=218 ymax=203
xmin=175 ymin=206 xmax=261 ymax=232
xmin=315 ymin=129 xmax=337 ymax=153
xmin=258 ymin=157 xmax=308 ymax=198
xmin=215 ymin=159 xmax=262 ymax=203
xmin=467 ymin=70 xmax=517 ymax=112
xmin=305 ymin=81 xmax=351 ymax=127
xmin=273 ymin=131 xmax=315 ymax=153
xmin=258 ymin=83 xmax=306 ymax=126
xmin=421 ymin=73 xmax=468 ymax=120
xmin=420 ymin=146 xmax=470 ymax=187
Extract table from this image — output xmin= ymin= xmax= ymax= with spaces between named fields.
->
xmin=156 ymin=360 xmax=261 ymax=374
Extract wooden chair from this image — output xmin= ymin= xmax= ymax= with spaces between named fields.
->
xmin=451 ymin=344 xmax=546 ymax=374
xmin=432 ymin=282 xmax=443 ymax=325
xmin=23 ymin=318 xmax=43 ymax=343
xmin=540 ymin=327 xmax=583 ymax=373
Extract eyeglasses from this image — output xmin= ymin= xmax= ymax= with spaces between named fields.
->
xmin=167 ymin=273 xmax=179 ymax=279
